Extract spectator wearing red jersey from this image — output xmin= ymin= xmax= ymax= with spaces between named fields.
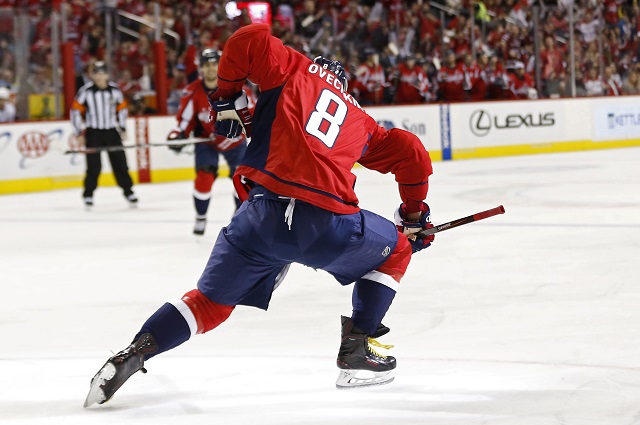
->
xmin=417 ymin=2 xmax=440 ymax=46
xmin=390 ymin=55 xmax=429 ymax=104
xmin=436 ymin=50 xmax=466 ymax=102
xmin=501 ymin=22 xmax=527 ymax=63
xmin=506 ymin=61 xmax=537 ymax=99
xmin=604 ymin=0 xmax=622 ymax=27
xmin=117 ymin=69 xmax=141 ymax=98
xmin=451 ymin=29 xmax=472 ymax=58
xmin=353 ymin=48 xmax=388 ymax=105
xmin=463 ymin=53 xmax=487 ymax=101
xmin=486 ymin=20 xmax=506 ymax=51
xmin=115 ymin=41 xmax=144 ymax=79
xmin=540 ymin=35 xmax=565 ymax=81
xmin=481 ymin=56 xmax=509 ymax=99
xmin=603 ymin=64 xmax=622 ymax=96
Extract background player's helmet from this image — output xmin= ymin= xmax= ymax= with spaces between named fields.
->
xmin=313 ymin=56 xmax=348 ymax=91
xmin=92 ymin=61 xmax=108 ymax=74
xmin=200 ymin=49 xmax=222 ymax=66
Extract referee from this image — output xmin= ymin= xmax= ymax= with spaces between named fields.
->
xmin=70 ymin=61 xmax=138 ymax=208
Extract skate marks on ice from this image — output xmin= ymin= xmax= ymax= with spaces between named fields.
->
xmin=2 ymin=356 xmax=640 ymax=425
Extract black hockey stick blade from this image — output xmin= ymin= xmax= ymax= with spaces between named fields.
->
xmin=416 ymin=205 xmax=505 ymax=238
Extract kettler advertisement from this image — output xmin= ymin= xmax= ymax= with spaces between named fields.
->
xmin=592 ymin=100 xmax=640 ymax=141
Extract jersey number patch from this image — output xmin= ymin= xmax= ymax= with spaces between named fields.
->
xmin=305 ymin=89 xmax=348 ymax=148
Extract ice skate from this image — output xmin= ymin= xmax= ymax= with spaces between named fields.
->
xmin=193 ymin=217 xmax=206 ymax=235
xmin=83 ymin=196 xmax=93 ymax=211
xmin=336 ymin=316 xmax=396 ymax=389
xmin=83 ymin=333 xmax=157 ymax=407
xmin=126 ymin=193 xmax=138 ymax=208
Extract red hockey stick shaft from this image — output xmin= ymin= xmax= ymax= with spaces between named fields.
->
xmin=416 ymin=205 xmax=506 ymax=238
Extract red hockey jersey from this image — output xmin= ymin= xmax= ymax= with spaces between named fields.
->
xmin=174 ymin=79 xmax=254 ymax=149
xmin=216 ymin=24 xmax=432 ymax=214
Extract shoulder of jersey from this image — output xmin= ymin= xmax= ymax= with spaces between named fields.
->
xmin=108 ymin=82 xmax=120 ymax=89
xmin=183 ymin=80 xmax=202 ymax=94
xmin=79 ymin=81 xmax=95 ymax=92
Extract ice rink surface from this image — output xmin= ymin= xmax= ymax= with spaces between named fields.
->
xmin=1 ymin=147 xmax=639 ymax=425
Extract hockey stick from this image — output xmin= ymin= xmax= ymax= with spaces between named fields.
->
xmin=415 ymin=205 xmax=506 ymax=238
xmin=64 ymin=138 xmax=210 ymax=154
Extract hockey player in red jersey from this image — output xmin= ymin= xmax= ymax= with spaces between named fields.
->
xmin=167 ymin=49 xmax=252 ymax=235
xmin=84 ymin=24 xmax=434 ymax=407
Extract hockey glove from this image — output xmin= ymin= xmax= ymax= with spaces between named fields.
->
xmin=214 ymin=119 xmax=243 ymax=139
xmin=167 ymin=130 xmax=187 ymax=153
xmin=209 ymin=134 xmax=245 ymax=152
xmin=208 ymin=90 xmax=253 ymax=138
xmin=394 ymin=202 xmax=435 ymax=253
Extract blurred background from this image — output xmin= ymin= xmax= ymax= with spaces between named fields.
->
xmin=1 ymin=0 xmax=638 ymax=122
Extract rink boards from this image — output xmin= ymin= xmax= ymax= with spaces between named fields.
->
xmin=1 ymin=96 xmax=639 ymax=194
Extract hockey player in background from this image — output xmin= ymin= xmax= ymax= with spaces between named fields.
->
xmin=167 ymin=48 xmax=252 ymax=235
xmin=84 ymin=23 xmax=435 ymax=407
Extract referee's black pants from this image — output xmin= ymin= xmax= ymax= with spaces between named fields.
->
xmin=83 ymin=128 xmax=134 ymax=198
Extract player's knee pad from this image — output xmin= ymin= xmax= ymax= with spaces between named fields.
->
xmin=194 ymin=169 xmax=216 ymax=195
xmin=180 ymin=289 xmax=235 ymax=334
xmin=375 ymin=232 xmax=412 ymax=283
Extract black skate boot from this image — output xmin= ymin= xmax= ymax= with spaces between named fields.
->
xmin=83 ymin=333 xmax=158 ymax=407
xmin=336 ymin=316 xmax=396 ymax=389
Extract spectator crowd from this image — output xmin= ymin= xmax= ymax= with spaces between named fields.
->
xmin=1 ymin=0 xmax=640 ymax=120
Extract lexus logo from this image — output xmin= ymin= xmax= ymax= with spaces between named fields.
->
xmin=470 ymin=110 xmax=492 ymax=137
xmin=469 ymin=110 xmax=555 ymax=137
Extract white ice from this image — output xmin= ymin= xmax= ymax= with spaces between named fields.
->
xmin=1 ymin=148 xmax=639 ymax=425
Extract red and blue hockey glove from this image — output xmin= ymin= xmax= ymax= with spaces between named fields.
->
xmin=167 ymin=130 xmax=187 ymax=153
xmin=208 ymin=90 xmax=253 ymax=138
xmin=394 ymin=202 xmax=435 ymax=253
xmin=209 ymin=134 xmax=245 ymax=152
xmin=213 ymin=119 xmax=243 ymax=139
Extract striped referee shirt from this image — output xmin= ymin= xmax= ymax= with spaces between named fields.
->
xmin=70 ymin=82 xmax=128 ymax=135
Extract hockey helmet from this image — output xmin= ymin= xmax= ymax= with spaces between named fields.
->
xmin=92 ymin=61 xmax=108 ymax=74
xmin=313 ymin=56 xmax=348 ymax=91
xmin=200 ymin=49 xmax=222 ymax=66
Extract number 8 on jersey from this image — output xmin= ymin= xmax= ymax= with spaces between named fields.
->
xmin=305 ymin=89 xmax=348 ymax=148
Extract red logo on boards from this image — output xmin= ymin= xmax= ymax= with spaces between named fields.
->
xmin=17 ymin=132 xmax=50 ymax=159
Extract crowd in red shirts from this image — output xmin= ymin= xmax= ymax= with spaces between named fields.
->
xmin=1 ymin=0 xmax=640 ymax=114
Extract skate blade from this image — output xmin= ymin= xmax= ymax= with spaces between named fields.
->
xmin=83 ymin=362 xmax=116 ymax=408
xmin=335 ymin=369 xmax=395 ymax=389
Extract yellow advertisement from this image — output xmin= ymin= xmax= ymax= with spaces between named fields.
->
xmin=28 ymin=94 xmax=64 ymax=120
